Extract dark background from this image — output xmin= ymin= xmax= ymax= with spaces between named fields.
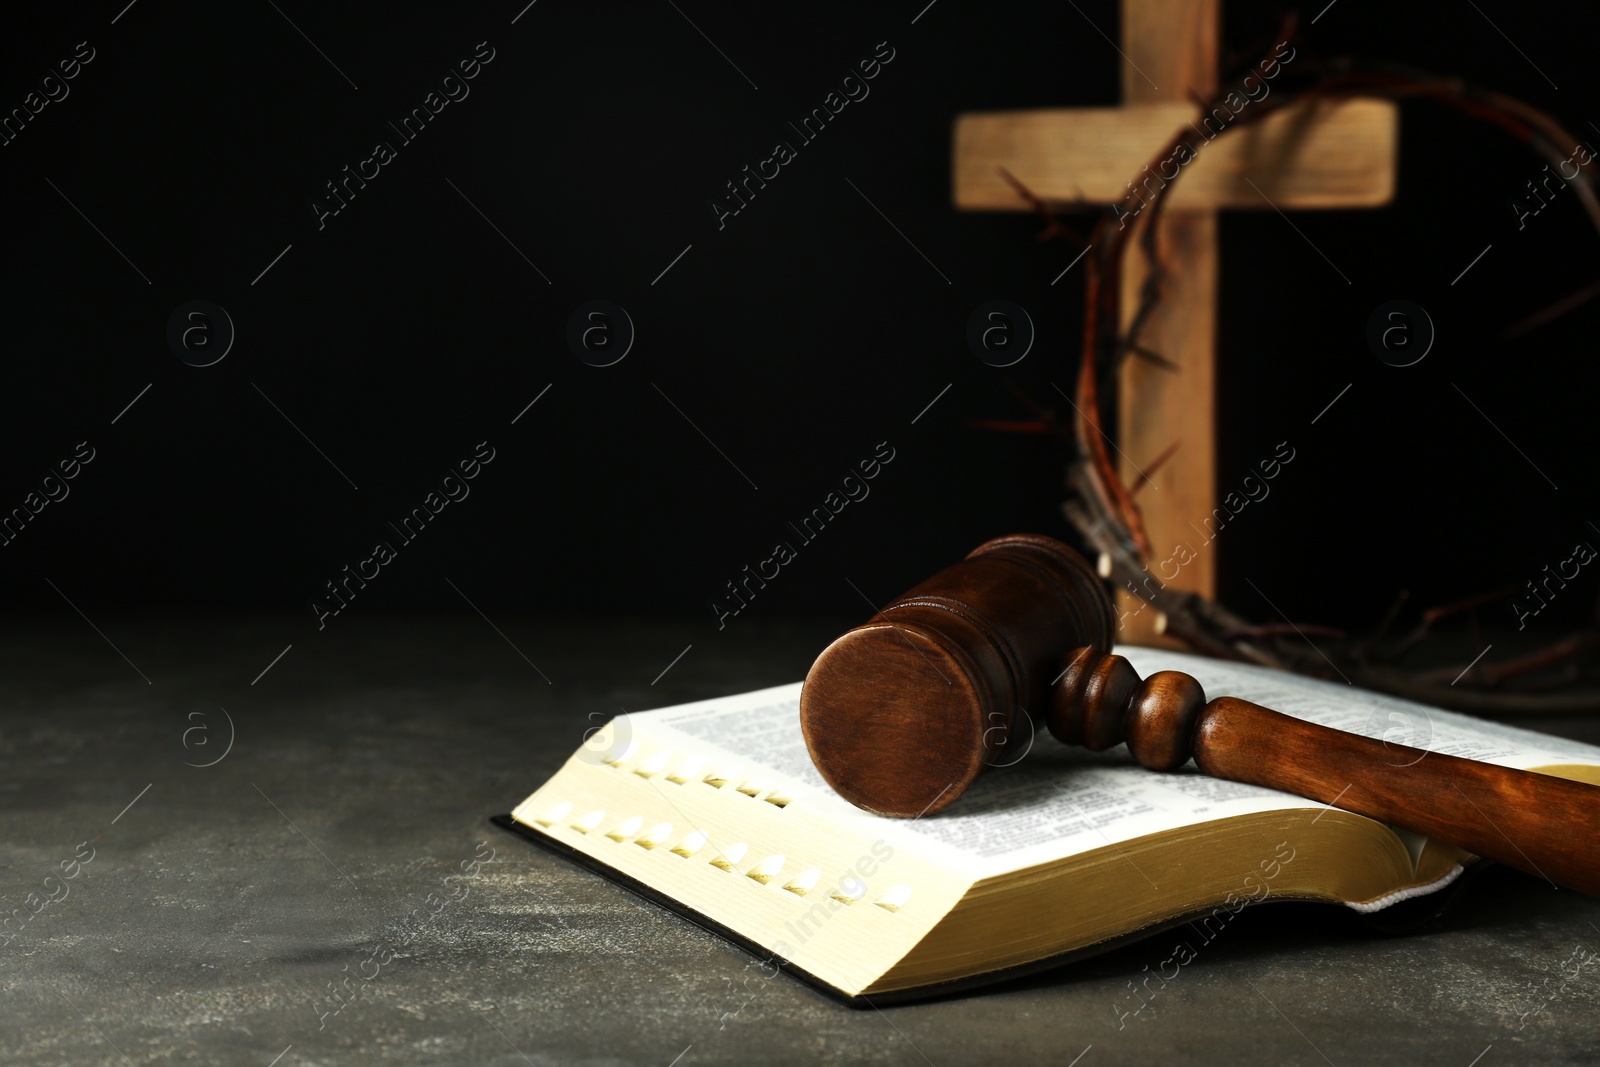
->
xmin=1 ymin=0 xmax=1596 ymax=650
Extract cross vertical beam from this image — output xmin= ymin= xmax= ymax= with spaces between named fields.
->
xmin=1116 ymin=0 xmax=1219 ymax=643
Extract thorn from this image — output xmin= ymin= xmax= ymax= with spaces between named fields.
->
xmin=966 ymin=418 xmax=1054 ymax=435
xmin=1361 ymin=588 xmax=1411 ymax=653
xmin=998 ymin=166 xmax=1088 ymax=247
xmin=1130 ymin=440 xmax=1181 ymax=497
xmin=1128 ymin=344 xmax=1180 ymax=372
xmin=1503 ymin=277 xmax=1600 ymax=339
xmin=1225 ymin=622 xmax=1348 ymax=641
xmin=1421 ymin=584 xmax=1520 ymax=625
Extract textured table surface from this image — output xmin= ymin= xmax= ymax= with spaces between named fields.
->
xmin=4 ymin=614 xmax=1599 ymax=1066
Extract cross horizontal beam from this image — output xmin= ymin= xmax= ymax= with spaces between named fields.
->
xmin=953 ymin=99 xmax=1397 ymax=212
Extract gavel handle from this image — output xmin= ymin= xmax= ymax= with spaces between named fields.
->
xmin=1198 ymin=698 xmax=1600 ymax=896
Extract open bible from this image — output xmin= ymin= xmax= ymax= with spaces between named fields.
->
xmin=496 ymin=647 xmax=1600 ymax=1003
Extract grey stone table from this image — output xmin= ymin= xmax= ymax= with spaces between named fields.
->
xmin=4 ymin=614 xmax=1599 ymax=1066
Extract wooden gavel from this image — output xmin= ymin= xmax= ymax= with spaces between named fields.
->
xmin=800 ymin=534 xmax=1600 ymax=896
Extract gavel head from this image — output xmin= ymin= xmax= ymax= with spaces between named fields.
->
xmin=799 ymin=534 xmax=1114 ymax=817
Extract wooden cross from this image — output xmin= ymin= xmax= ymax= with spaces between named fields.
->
xmin=953 ymin=0 xmax=1397 ymax=643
